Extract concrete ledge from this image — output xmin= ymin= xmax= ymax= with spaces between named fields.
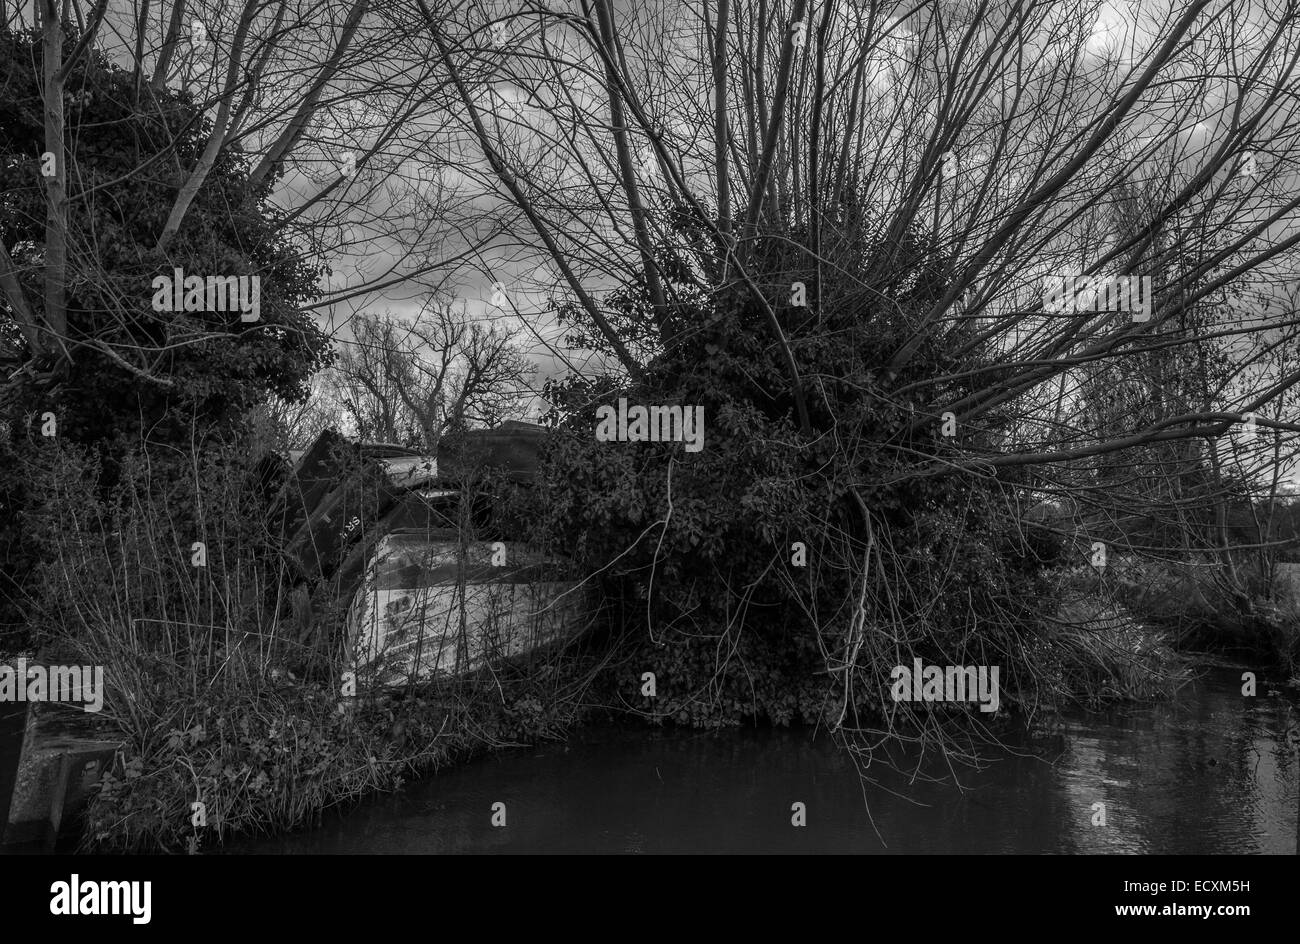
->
xmin=2 ymin=702 xmax=122 ymax=850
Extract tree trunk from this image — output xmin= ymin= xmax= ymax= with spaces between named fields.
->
xmin=41 ymin=0 xmax=68 ymax=348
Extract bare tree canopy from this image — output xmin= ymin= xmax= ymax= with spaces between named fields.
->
xmin=330 ymin=304 xmax=535 ymax=447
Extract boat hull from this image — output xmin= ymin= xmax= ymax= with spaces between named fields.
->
xmin=346 ymin=533 xmax=592 ymax=688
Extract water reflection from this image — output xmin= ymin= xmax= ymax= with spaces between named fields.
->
xmin=239 ymin=669 xmax=1299 ymax=854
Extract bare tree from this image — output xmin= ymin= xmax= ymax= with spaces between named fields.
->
xmin=406 ymin=0 xmax=1300 ymax=748
xmin=1 ymin=0 xmax=503 ymax=406
xmin=330 ymin=303 xmax=536 ymax=448
xmin=247 ymin=383 xmax=343 ymax=452
xmin=411 ymin=0 xmax=1300 ymax=505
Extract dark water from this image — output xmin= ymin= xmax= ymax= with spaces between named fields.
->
xmin=241 ymin=668 xmax=1300 ymax=854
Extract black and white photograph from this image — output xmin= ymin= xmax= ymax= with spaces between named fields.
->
xmin=0 ymin=0 xmax=1296 ymax=905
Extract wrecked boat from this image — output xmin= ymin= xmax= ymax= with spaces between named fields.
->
xmin=347 ymin=531 xmax=594 ymax=687
xmin=274 ymin=421 xmax=598 ymax=690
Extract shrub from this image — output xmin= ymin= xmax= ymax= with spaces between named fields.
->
xmin=523 ymin=224 xmax=1102 ymax=757
xmin=15 ymin=436 xmax=594 ymax=851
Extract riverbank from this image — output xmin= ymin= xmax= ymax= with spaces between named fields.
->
xmin=230 ymin=667 xmax=1300 ymax=854
xmin=13 ymin=635 xmax=1291 ymax=854
xmin=5 ymin=555 xmax=1292 ymax=853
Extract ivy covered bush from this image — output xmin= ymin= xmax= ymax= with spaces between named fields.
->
xmin=513 ymin=220 xmax=1155 ymax=744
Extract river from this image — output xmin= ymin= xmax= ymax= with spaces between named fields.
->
xmin=237 ymin=667 xmax=1299 ymax=854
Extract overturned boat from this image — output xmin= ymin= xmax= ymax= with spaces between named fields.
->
xmin=274 ymin=422 xmax=599 ymax=689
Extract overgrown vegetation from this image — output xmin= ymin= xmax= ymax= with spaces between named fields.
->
xmin=0 ymin=27 xmax=329 ymax=646
xmin=10 ymin=438 xmax=595 ymax=852
xmin=4 ymin=0 xmax=1300 ymax=854
xmin=522 ymin=223 xmax=1190 ymax=762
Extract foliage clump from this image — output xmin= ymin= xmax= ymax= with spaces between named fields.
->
xmin=529 ymin=222 xmax=1175 ymax=745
